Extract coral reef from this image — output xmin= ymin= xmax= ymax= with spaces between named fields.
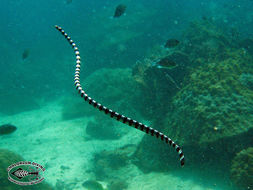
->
xmin=0 ymin=148 xmax=52 ymax=190
xmin=181 ymin=20 xmax=235 ymax=64
xmin=230 ymin=147 xmax=253 ymax=190
xmin=134 ymin=20 xmax=253 ymax=172
xmin=165 ymin=49 xmax=253 ymax=146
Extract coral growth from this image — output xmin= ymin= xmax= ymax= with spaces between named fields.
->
xmin=230 ymin=147 xmax=253 ymax=190
xmin=134 ymin=20 xmax=253 ymax=172
xmin=181 ymin=20 xmax=235 ymax=63
xmin=165 ymin=49 xmax=253 ymax=146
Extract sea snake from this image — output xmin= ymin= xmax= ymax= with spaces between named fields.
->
xmin=55 ymin=25 xmax=185 ymax=166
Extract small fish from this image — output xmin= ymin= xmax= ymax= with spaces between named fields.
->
xmin=0 ymin=124 xmax=17 ymax=135
xmin=114 ymin=4 xmax=126 ymax=18
xmin=202 ymin=16 xmax=208 ymax=20
xmin=22 ymin=49 xmax=30 ymax=60
xmin=164 ymin=39 xmax=180 ymax=48
xmin=152 ymin=56 xmax=177 ymax=69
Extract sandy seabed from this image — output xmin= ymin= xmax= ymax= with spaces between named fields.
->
xmin=0 ymin=100 xmax=237 ymax=190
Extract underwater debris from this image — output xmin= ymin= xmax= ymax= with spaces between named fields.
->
xmin=164 ymin=39 xmax=180 ymax=48
xmin=0 ymin=124 xmax=17 ymax=135
xmin=114 ymin=4 xmax=126 ymax=18
xmin=55 ymin=25 xmax=185 ymax=166
xmin=22 ymin=49 xmax=29 ymax=60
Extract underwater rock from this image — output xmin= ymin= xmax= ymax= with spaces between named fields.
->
xmin=132 ymin=51 xmax=189 ymax=118
xmin=134 ymin=21 xmax=253 ymax=172
xmin=0 ymin=148 xmax=53 ymax=190
xmin=181 ymin=20 xmax=234 ymax=63
xmin=230 ymin=147 xmax=253 ymax=189
xmin=108 ymin=179 xmax=128 ymax=190
xmin=135 ymin=51 xmax=253 ymax=171
xmin=61 ymin=68 xmax=140 ymax=121
xmin=92 ymin=145 xmax=135 ymax=180
xmin=86 ymin=115 xmax=124 ymax=140
xmin=0 ymin=124 xmax=17 ymax=135
xmin=61 ymin=96 xmax=96 ymax=120
xmin=82 ymin=180 xmax=104 ymax=190
xmin=163 ymin=51 xmax=253 ymax=146
xmin=84 ymin=68 xmax=140 ymax=117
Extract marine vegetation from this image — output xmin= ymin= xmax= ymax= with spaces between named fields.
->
xmin=230 ymin=147 xmax=253 ymax=190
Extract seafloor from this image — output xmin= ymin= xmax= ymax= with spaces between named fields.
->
xmin=0 ymin=99 xmax=237 ymax=190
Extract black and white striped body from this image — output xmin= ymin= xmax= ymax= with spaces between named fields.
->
xmin=55 ymin=25 xmax=185 ymax=166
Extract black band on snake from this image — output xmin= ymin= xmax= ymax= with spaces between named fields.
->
xmin=55 ymin=25 xmax=185 ymax=167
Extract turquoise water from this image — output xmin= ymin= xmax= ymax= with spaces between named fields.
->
xmin=0 ymin=0 xmax=252 ymax=190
